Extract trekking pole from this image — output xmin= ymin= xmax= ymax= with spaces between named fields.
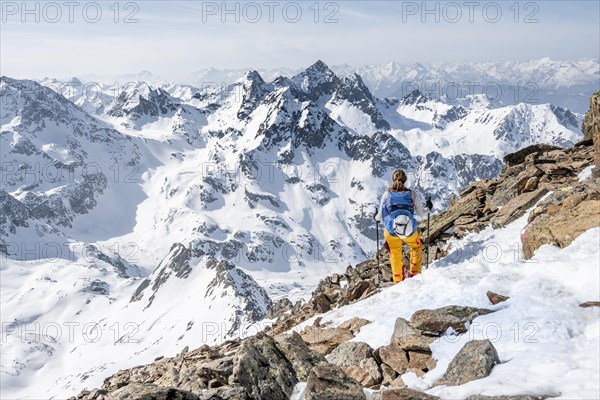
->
xmin=374 ymin=206 xmax=381 ymax=289
xmin=426 ymin=210 xmax=431 ymax=269
xmin=376 ymin=219 xmax=381 ymax=289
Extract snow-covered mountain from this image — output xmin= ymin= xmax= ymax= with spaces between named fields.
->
xmin=185 ymin=58 xmax=599 ymax=113
xmin=0 ymin=60 xmax=586 ymax=398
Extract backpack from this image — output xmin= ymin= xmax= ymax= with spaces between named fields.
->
xmin=383 ymin=190 xmax=417 ymax=239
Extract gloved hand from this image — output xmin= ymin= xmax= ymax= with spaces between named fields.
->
xmin=426 ymin=197 xmax=433 ymax=210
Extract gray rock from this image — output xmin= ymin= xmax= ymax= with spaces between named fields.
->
xmin=231 ymin=332 xmax=297 ymax=399
xmin=305 ymin=365 xmax=366 ymax=400
xmin=327 ymin=341 xmax=373 ymax=369
xmin=465 ymin=396 xmax=549 ymax=400
xmin=437 ymin=340 xmax=500 ymax=386
xmin=197 ymin=386 xmax=249 ymax=400
xmin=379 ymin=388 xmax=440 ymax=400
xmin=273 ymin=331 xmax=329 ymax=381
xmin=410 ymin=306 xmax=494 ymax=335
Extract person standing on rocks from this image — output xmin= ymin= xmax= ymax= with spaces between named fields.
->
xmin=374 ymin=169 xmax=432 ymax=284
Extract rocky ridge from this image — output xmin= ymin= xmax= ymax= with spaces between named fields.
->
xmin=68 ymin=138 xmax=600 ymax=399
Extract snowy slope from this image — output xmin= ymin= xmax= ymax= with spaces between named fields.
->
xmin=291 ymin=217 xmax=600 ymax=399
xmin=0 ymin=61 xmax=588 ymax=398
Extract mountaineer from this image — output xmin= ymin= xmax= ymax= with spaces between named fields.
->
xmin=374 ymin=169 xmax=433 ymax=284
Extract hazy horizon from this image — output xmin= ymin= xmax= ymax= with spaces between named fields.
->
xmin=2 ymin=1 xmax=599 ymax=80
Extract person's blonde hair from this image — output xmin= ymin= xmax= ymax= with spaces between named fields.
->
xmin=388 ymin=169 xmax=408 ymax=192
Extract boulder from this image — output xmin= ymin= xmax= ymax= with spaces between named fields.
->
xmin=327 ymin=341 xmax=373 ymax=368
xmin=522 ymin=197 xmax=600 ymax=259
xmin=377 ymin=344 xmax=409 ymax=375
xmin=389 ymin=317 xmax=434 ymax=352
xmin=487 ymin=291 xmax=510 ymax=305
xmin=580 ymin=301 xmax=600 ymax=308
xmin=300 ymin=325 xmax=354 ymax=355
xmin=230 ymin=332 xmax=297 ymax=399
xmin=378 ymin=388 xmax=440 ymax=400
xmin=345 ymin=357 xmax=382 ymax=387
xmin=305 ymin=366 xmax=366 ymax=400
xmin=338 ymin=317 xmax=371 ymax=334
xmin=273 ymin=331 xmax=329 ymax=381
xmin=436 ymin=340 xmax=500 ymax=386
xmin=410 ymin=306 xmax=494 ymax=335
xmin=408 ymin=351 xmax=436 ymax=373
xmin=197 ymin=386 xmax=249 ymax=400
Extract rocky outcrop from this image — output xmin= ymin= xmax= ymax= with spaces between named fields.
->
xmin=230 ymin=333 xmax=297 ymax=399
xmin=436 ymin=340 xmax=500 ymax=386
xmin=521 ymin=179 xmax=600 ymax=259
xmin=582 ymin=90 xmax=600 ymax=177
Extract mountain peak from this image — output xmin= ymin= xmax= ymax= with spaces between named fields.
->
xmin=240 ymin=70 xmax=265 ymax=84
xmin=400 ymin=89 xmax=430 ymax=105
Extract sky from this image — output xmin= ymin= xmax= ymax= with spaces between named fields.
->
xmin=1 ymin=0 xmax=599 ymax=80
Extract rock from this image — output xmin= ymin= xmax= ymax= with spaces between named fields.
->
xmin=327 ymin=341 xmax=373 ymax=368
xmin=580 ymin=301 xmax=600 ymax=308
xmin=424 ymin=192 xmax=483 ymax=242
xmin=408 ymin=351 xmax=436 ymax=372
xmin=502 ymin=144 xmax=561 ymax=167
xmin=395 ymin=334 xmax=435 ymax=353
xmin=390 ymin=317 xmax=419 ymax=342
xmin=300 ymin=325 xmax=354 ymax=355
xmin=487 ymin=291 xmax=510 ymax=305
xmin=106 ymin=383 xmax=199 ymax=399
xmin=347 ymin=280 xmax=371 ymax=302
xmin=522 ymin=196 xmax=600 ymax=259
xmin=305 ymin=366 xmax=366 ymax=400
xmin=491 ymin=187 xmax=549 ymax=228
xmin=581 ymin=90 xmax=600 ymax=177
xmin=197 ymin=386 xmax=249 ymax=400
xmin=274 ymin=331 xmax=329 ymax=381
xmin=338 ymin=317 xmax=371 ymax=334
xmin=436 ymin=340 xmax=500 ymax=386
xmin=380 ymin=363 xmax=398 ymax=385
xmin=266 ymin=297 xmax=293 ymax=319
xmin=379 ymin=388 xmax=440 ymax=400
xmin=522 ymin=176 xmax=539 ymax=192
xmin=377 ymin=344 xmax=409 ymax=375
xmin=389 ymin=317 xmax=434 ymax=352
xmin=311 ymin=293 xmax=332 ymax=313
xmin=410 ymin=306 xmax=494 ymax=335
xmin=345 ymin=357 xmax=382 ymax=387
xmin=465 ymin=396 xmax=550 ymax=400
xmin=231 ymin=332 xmax=297 ymax=399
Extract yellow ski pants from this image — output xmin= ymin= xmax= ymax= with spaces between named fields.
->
xmin=384 ymin=229 xmax=423 ymax=284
